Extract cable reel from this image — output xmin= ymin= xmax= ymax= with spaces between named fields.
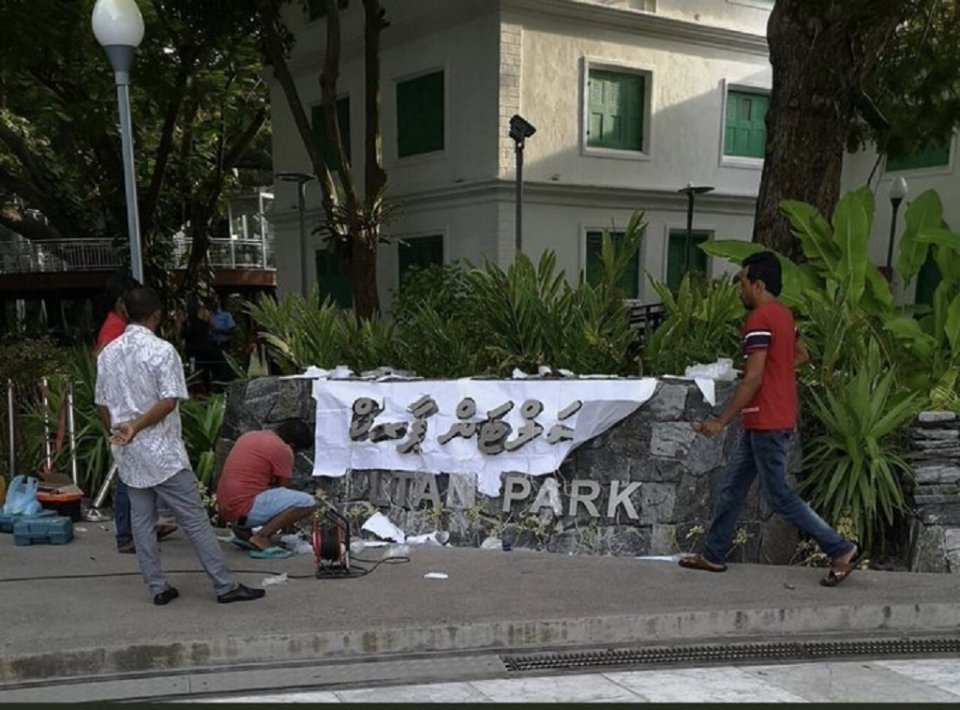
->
xmin=312 ymin=506 xmax=351 ymax=577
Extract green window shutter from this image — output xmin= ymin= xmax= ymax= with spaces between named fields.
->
xmin=585 ymin=230 xmax=639 ymax=298
xmin=666 ymin=230 xmax=710 ymax=291
xmin=308 ymin=0 xmax=348 ymax=21
xmin=315 ymin=248 xmax=353 ymax=309
xmin=397 ymin=71 xmax=444 ymax=158
xmin=724 ymin=90 xmax=768 ymax=158
xmin=587 ymin=69 xmax=644 ymax=151
xmin=886 ymin=136 xmax=952 ymax=172
xmin=311 ymin=97 xmax=351 ymax=171
xmin=398 ymin=235 xmax=444 ymax=283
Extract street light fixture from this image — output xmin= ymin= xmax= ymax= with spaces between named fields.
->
xmin=92 ymin=0 xmax=146 ymax=283
xmin=509 ymin=114 xmax=536 ymax=254
xmin=677 ymin=183 xmax=714 ymax=277
xmin=885 ymin=176 xmax=908 ymax=282
xmin=276 ymin=172 xmax=316 ymax=299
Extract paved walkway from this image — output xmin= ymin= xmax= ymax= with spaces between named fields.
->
xmin=2 ymin=523 xmax=959 ymax=697
xmin=194 ymin=659 xmax=960 ymax=704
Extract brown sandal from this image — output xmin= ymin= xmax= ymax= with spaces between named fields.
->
xmin=820 ymin=544 xmax=862 ymax=587
xmin=678 ymin=554 xmax=727 ymax=573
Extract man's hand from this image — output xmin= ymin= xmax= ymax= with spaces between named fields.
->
xmin=696 ymin=418 xmax=725 ymax=438
xmin=110 ymin=422 xmax=137 ymax=446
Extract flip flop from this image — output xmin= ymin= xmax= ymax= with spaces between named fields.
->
xmin=820 ymin=543 xmax=863 ymax=587
xmin=248 ymin=545 xmax=292 ymax=560
xmin=230 ymin=537 xmax=257 ymax=552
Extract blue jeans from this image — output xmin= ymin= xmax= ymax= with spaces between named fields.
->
xmin=702 ymin=430 xmax=853 ymax=565
xmin=244 ymin=488 xmax=315 ymax=527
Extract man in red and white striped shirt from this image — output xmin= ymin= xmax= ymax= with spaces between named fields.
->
xmin=678 ymin=251 xmax=860 ymax=587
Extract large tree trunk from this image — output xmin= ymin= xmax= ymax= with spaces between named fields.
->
xmin=755 ymin=0 xmax=905 ymax=260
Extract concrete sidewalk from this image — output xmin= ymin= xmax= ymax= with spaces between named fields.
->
xmin=2 ymin=523 xmax=959 ymax=689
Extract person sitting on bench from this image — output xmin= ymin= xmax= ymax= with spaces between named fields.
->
xmin=216 ymin=420 xmax=316 ymax=559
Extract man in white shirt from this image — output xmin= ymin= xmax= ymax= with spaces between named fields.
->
xmin=95 ymin=286 xmax=264 ymax=606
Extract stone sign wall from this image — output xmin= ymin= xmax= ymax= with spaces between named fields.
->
xmin=908 ymin=411 xmax=960 ymax=573
xmin=217 ymin=377 xmax=799 ymax=563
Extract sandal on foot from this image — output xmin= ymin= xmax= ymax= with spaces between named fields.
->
xmin=678 ymin=554 xmax=727 ymax=573
xmin=820 ymin=544 xmax=862 ymax=587
xmin=248 ymin=545 xmax=292 ymax=560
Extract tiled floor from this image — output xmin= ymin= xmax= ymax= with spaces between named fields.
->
xmin=197 ymin=658 xmax=960 ymax=703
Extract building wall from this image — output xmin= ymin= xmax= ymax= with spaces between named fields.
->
xmin=268 ymin=0 xmax=772 ymax=309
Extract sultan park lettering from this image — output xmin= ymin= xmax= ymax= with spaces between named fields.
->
xmin=366 ymin=471 xmax=642 ymax=521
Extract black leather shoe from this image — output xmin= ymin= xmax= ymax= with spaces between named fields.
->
xmin=217 ymin=583 xmax=265 ymax=604
xmin=153 ymin=587 xmax=180 ymax=606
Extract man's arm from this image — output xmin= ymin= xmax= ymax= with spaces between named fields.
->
xmin=110 ymin=398 xmax=179 ymax=445
xmin=697 ymin=350 xmax=766 ymax=438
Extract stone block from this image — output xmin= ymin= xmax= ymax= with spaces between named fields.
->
xmin=649 ymin=523 xmax=679 ymax=555
xmin=642 ymin=383 xmax=688 ymax=421
xmin=918 ymin=411 xmax=958 ymax=424
xmin=943 ymin=527 xmax=960 ymax=573
xmin=911 ymin=428 xmax=959 ymax=441
xmin=914 ymin=463 xmax=960 ymax=485
xmin=686 ymin=430 xmax=725 ymax=475
xmin=267 ymin=378 xmax=314 ymax=423
xmin=630 ymin=458 xmax=686 ymax=483
xmin=910 ymin=521 xmax=947 ymax=573
xmin=650 ymin=422 xmax=698 ymax=459
xmin=757 ymin=516 xmax=800 ymax=565
xmin=638 ymin=482 xmax=676 ymax=524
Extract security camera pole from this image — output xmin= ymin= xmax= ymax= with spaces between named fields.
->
xmin=509 ymin=114 xmax=536 ymax=254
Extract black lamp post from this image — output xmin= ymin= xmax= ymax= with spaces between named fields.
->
xmin=276 ymin=172 xmax=316 ymax=299
xmin=509 ymin=114 xmax=536 ymax=255
xmin=885 ymin=176 xmax=908 ymax=282
xmin=677 ymin=183 xmax=714 ymax=275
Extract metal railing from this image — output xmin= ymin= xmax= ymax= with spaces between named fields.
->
xmin=0 ymin=236 xmax=275 ymax=274
xmin=0 ymin=239 xmax=118 ymax=273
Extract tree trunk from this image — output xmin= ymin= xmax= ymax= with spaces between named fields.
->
xmin=755 ymin=0 xmax=905 ymax=260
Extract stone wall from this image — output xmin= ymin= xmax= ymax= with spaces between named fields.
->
xmin=217 ymin=377 xmax=799 ymax=562
xmin=908 ymin=412 xmax=960 ymax=573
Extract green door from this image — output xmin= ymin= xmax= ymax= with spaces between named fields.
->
xmin=315 ymin=248 xmax=353 ymax=308
xmin=666 ymin=230 xmax=710 ymax=291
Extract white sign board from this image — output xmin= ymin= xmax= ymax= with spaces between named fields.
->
xmin=311 ymin=377 xmax=658 ymax=496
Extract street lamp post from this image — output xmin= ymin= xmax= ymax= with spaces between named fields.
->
xmin=677 ymin=183 xmax=714 ymax=276
xmin=276 ymin=172 xmax=316 ymax=299
xmin=885 ymin=176 xmax=908 ymax=282
xmin=92 ymin=0 xmax=146 ymax=283
xmin=508 ymin=114 xmax=536 ymax=255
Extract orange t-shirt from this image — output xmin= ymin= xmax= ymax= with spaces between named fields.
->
xmin=216 ymin=430 xmax=293 ymax=522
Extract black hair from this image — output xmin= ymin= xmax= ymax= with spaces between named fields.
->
xmin=100 ymin=270 xmax=140 ymax=318
xmin=123 ymin=287 xmax=162 ymax=322
xmin=742 ymin=251 xmax=782 ymax=296
xmin=273 ymin=419 xmax=314 ymax=451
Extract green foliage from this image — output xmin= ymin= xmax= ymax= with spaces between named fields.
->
xmin=800 ymin=340 xmax=921 ymax=551
xmin=180 ymin=394 xmax=226 ymax=493
xmin=249 ymin=212 xmax=647 ymax=378
xmin=641 ymin=272 xmax=743 ymax=376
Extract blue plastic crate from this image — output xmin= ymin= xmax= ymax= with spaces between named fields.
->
xmin=0 ymin=509 xmax=56 ymax=534
xmin=13 ymin=515 xmax=73 ymax=545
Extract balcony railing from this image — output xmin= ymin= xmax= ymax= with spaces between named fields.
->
xmin=0 ymin=236 xmax=275 ymax=274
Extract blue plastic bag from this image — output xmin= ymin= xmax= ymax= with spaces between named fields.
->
xmin=2 ymin=475 xmax=41 ymax=516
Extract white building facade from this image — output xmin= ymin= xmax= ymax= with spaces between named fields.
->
xmin=268 ymin=0 xmax=776 ymax=311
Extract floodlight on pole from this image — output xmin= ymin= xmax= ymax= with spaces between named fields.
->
xmin=677 ymin=183 xmax=715 ymax=277
xmin=276 ymin=172 xmax=316 ymax=299
xmin=509 ymin=114 xmax=536 ymax=254
xmin=92 ymin=0 xmax=146 ymax=283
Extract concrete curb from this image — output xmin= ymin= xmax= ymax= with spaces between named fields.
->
xmin=4 ymin=601 xmax=960 ymax=686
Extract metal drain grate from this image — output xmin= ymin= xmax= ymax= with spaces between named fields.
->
xmin=502 ymin=637 xmax=960 ymax=672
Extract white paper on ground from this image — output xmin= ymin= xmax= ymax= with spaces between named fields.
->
xmin=637 ymin=554 xmax=682 ymax=562
xmin=424 ymin=572 xmax=448 ymax=579
xmin=480 ymin=536 xmax=502 ymax=550
xmin=279 ymin=533 xmax=314 ymax=555
xmin=361 ymin=511 xmax=406 ymax=543
xmin=406 ymin=530 xmax=450 ymax=546
xmin=261 ymin=573 xmax=288 ymax=586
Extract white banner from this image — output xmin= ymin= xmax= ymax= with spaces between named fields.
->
xmin=311 ymin=377 xmax=658 ymax=496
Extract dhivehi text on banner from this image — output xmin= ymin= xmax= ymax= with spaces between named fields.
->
xmin=311 ymin=377 xmax=659 ymax=496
